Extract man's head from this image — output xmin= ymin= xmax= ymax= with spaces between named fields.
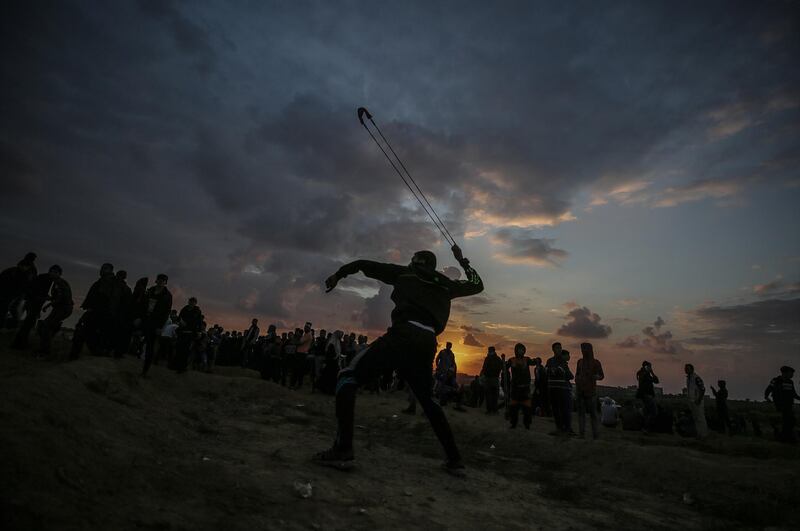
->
xmin=488 ymin=346 xmax=496 ymax=356
xmin=48 ymin=265 xmax=62 ymax=278
xmin=116 ymin=270 xmax=127 ymax=281
xmin=252 ymin=318 xmax=258 ymax=326
xmin=100 ymin=263 xmax=114 ymax=277
xmin=410 ymin=250 xmax=437 ymax=272
xmin=642 ymin=361 xmax=652 ymax=370
xmin=188 ymin=297 xmax=198 ymax=306
xmin=533 ymin=357 xmax=542 ymax=366
xmin=552 ymin=342 xmax=562 ymax=356
xmin=562 ymin=349 xmax=570 ymax=362
xmin=156 ymin=273 xmax=168 ymax=286
xmin=581 ymin=342 xmax=593 ymax=355
xmin=319 ymin=329 xmax=327 ymax=339
xmin=304 ymin=321 xmax=312 ymax=332
xmin=446 ymin=341 xmax=453 ymax=350
xmin=684 ymin=363 xmax=694 ymax=375
xmin=514 ymin=343 xmax=526 ymax=358
xmin=780 ymin=366 xmax=795 ymax=378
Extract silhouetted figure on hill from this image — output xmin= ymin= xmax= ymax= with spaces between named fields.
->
xmin=435 ymin=342 xmax=461 ymax=408
xmin=140 ymin=274 xmax=172 ymax=376
xmin=70 ymin=263 xmax=120 ymax=357
xmin=480 ymin=346 xmax=503 ymax=414
xmin=468 ymin=375 xmax=484 ymax=408
xmin=546 ymin=343 xmax=574 ymax=435
xmin=36 ymin=265 xmax=73 ymax=356
xmin=636 ymin=361 xmax=659 ymax=432
xmin=11 ymin=266 xmax=55 ymax=349
xmin=172 ymin=297 xmax=202 ymax=372
xmin=685 ymin=364 xmax=708 ymax=439
xmin=710 ymin=380 xmax=731 ymax=435
xmin=241 ymin=318 xmax=259 ymax=368
xmin=505 ymin=343 xmax=534 ymax=429
xmin=314 ymin=245 xmax=483 ymax=475
xmin=575 ymin=342 xmax=604 ymax=439
xmin=765 ymin=366 xmax=800 ymax=443
xmin=0 ymin=252 xmax=37 ymax=329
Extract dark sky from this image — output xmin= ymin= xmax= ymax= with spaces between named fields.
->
xmin=2 ymin=0 xmax=798 ymax=396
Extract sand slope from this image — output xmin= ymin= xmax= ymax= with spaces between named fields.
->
xmin=1 ymin=339 xmax=798 ymax=530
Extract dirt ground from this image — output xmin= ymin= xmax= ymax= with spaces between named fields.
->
xmin=1 ymin=335 xmax=798 ymax=531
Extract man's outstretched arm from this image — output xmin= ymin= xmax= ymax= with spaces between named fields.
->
xmin=449 ymin=245 xmax=484 ymax=298
xmin=326 ymin=260 xmax=405 ymax=292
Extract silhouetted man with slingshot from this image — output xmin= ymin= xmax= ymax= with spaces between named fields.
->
xmin=314 ymin=244 xmax=483 ymax=474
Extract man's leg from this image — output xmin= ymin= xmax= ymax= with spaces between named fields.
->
xmin=589 ymin=394 xmax=600 ymax=439
xmin=508 ymin=400 xmax=520 ymax=428
xmin=328 ymin=336 xmax=391 ymax=455
xmin=522 ymin=400 xmax=533 ymax=429
xmin=404 ymin=366 xmax=461 ymax=463
xmin=577 ymin=393 xmax=587 ymax=437
xmin=549 ymin=389 xmax=561 ymax=431
xmin=563 ymin=389 xmax=574 ymax=433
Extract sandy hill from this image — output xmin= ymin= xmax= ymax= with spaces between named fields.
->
xmin=1 ymin=335 xmax=798 ymax=530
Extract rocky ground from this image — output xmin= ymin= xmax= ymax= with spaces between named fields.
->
xmin=1 ymin=335 xmax=798 ymax=530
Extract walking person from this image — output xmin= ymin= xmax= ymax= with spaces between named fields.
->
xmin=765 ymin=366 xmax=800 ymax=443
xmin=574 ymin=342 xmax=604 ymax=439
xmin=36 ymin=266 xmax=73 ymax=357
xmin=314 ymin=245 xmax=483 ymax=474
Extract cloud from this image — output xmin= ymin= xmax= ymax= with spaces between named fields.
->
xmin=462 ymin=333 xmax=484 ymax=347
xmin=617 ymin=336 xmax=639 ymax=348
xmin=460 ymin=324 xmax=483 ymax=333
xmin=556 ymin=306 xmax=612 ymax=339
xmin=442 ymin=266 xmax=461 ymax=280
xmin=491 ymin=228 xmax=568 ymax=267
xmin=753 ymin=279 xmax=800 ymax=297
xmin=651 ymin=178 xmax=743 ymax=208
xmin=641 ymin=317 xmax=690 ymax=355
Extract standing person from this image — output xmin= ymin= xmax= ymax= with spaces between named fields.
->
xmin=293 ymin=322 xmax=314 ymax=389
xmin=710 ymin=381 xmax=731 ymax=435
xmin=434 ymin=342 xmax=458 ymax=406
xmin=0 ymin=252 xmax=38 ymax=329
xmin=173 ymin=297 xmax=202 ymax=372
xmin=574 ymin=342 xmax=605 ymax=439
xmin=532 ymin=357 xmax=547 ymax=416
xmin=158 ymin=314 xmax=178 ymax=367
xmin=765 ymin=366 xmax=800 ymax=443
xmin=480 ymin=346 xmax=503 ymax=414
xmin=636 ymin=361 xmax=660 ymax=433
xmin=69 ymin=263 xmax=119 ymax=357
xmin=10 ymin=265 xmax=59 ymax=349
xmin=36 ymin=266 xmax=73 ymax=356
xmin=241 ymin=318 xmax=260 ymax=368
xmin=314 ymin=245 xmax=483 ymax=474
xmin=505 ymin=343 xmax=535 ymax=429
xmin=685 ymin=364 xmax=708 ymax=440
xmin=310 ymin=329 xmax=328 ymax=391
xmin=546 ymin=343 xmax=574 ymax=435
xmin=140 ymin=274 xmax=172 ymax=376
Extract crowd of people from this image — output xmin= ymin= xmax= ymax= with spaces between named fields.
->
xmin=1 ymin=250 xmax=798 ymax=461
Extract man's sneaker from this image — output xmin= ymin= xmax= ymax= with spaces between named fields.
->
xmin=441 ymin=460 xmax=466 ymax=477
xmin=312 ymin=447 xmax=355 ymax=470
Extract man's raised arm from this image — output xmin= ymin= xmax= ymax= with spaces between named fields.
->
xmin=326 ymin=260 xmax=405 ymax=292
xmin=449 ymin=245 xmax=484 ymax=298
